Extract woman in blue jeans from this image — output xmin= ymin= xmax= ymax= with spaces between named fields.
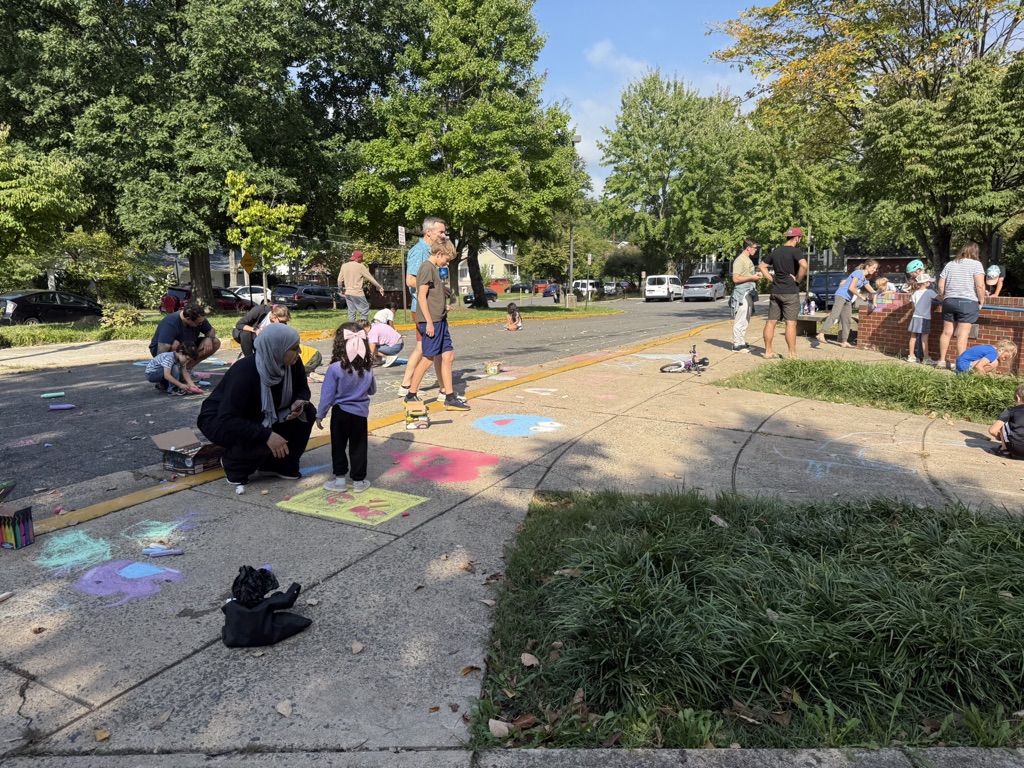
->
xmin=937 ymin=242 xmax=986 ymax=368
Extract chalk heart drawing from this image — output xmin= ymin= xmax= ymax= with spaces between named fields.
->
xmin=35 ymin=530 xmax=111 ymax=574
xmin=389 ymin=446 xmax=500 ymax=483
xmin=74 ymin=560 xmax=183 ymax=607
xmin=472 ymin=414 xmax=563 ymax=438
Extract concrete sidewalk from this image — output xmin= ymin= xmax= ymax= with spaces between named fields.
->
xmin=3 ymin=320 xmax=1023 ymax=767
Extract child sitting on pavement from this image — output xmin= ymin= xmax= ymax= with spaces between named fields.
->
xmin=374 ymin=303 xmax=396 ymax=327
xmin=988 ymin=383 xmax=1024 ymax=459
xmin=145 ymin=342 xmax=202 ymax=394
xmin=505 ymin=302 xmax=522 ymax=332
xmin=955 ymin=339 xmax=1017 ymax=376
xmin=358 ymin=320 xmax=404 ymax=367
xmin=907 ymin=275 xmax=938 ymax=364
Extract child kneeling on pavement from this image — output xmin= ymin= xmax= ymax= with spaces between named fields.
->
xmin=359 ymin=319 xmax=404 ymax=367
xmin=989 ymin=383 xmax=1024 ymax=459
xmin=146 ymin=342 xmax=203 ymax=394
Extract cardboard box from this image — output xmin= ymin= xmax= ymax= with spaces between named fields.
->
xmin=151 ymin=429 xmax=224 ymax=474
xmin=1 ymin=506 xmax=34 ymax=550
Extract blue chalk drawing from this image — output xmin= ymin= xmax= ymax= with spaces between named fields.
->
xmin=772 ymin=432 xmax=918 ymax=478
xmin=74 ymin=560 xmax=183 ymax=607
xmin=299 ymin=464 xmax=331 ymax=477
xmin=472 ymin=414 xmax=563 ymax=438
xmin=34 ymin=530 xmax=112 ymax=574
xmin=118 ymin=562 xmax=164 ymax=579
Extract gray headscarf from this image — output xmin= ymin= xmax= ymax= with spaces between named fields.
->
xmin=254 ymin=323 xmax=301 ymax=427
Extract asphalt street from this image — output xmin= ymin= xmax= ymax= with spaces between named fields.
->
xmin=0 ymin=297 xmax=730 ymax=501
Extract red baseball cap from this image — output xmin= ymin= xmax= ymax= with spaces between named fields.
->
xmin=350 ymin=250 xmax=363 ymax=261
xmin=786 ymin=227 xmax=803 ymax=238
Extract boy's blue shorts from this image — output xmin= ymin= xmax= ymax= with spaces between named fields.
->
xmin=418 ymin=319 xmax=453 ymax=357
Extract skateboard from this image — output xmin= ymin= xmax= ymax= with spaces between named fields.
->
xmin=404 ymin=400 xmax=430 ymax=430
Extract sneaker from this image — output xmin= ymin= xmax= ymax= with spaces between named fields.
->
xmin=906 ymin=356 xmax=920 ymax=364
xmin=221 ymin=457 xmax=246 ymax=486
xmin=445 ymin=395 xmax=471 ymax=411
xmin=434 ymin=390 xmax=449 ymax=403
xmin=167 ymin=387 xmax=187 ymax=396
xmin=323 ymin=477 xmax=348 ymax=492
xmin=922 ymin=357 xmax=938 ymax=366
xmin=259 ymin=470 xmax=301 ymax=480
xmin=733 ymin=345 xmax=750 ymax=353
xmin=382 ymin=355 xmax=399 ymax=368
xmin=815 ymin=333 xmax=826 ymax=345
xmin=154 ymin=383 xmax=167 ymax=392
xmin=404 ymin=391 xmax=420 ymax=403
xmin=352 ymin=479 xmax=371 ymax=493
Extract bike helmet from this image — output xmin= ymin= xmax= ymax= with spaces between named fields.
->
xmin=906 ymin=259 xmax=924 ymax=274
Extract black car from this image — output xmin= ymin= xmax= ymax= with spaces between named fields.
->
xmin=271 ymin=284 xmax=340 ymax=310
xmin=0 ymin=290 xmax=103 ymax=325
xmin=462 ymin=288 xmax=498 ymax=305
xmin=507 ymin=282 xmax=532 ymax=293
xmin=809 ymin=272 xmax=848 ymax=310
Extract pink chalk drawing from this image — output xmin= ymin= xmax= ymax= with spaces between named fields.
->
xmin=388 ymin=446 xmax=500 ymax=483
xmin=74 ymin=560 xmax=183 ymax=607
xmin=351 ymin=506 xmax=387 ymax=521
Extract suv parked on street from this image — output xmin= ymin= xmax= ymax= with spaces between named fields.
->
xmin=271 ymin=284 xmax=340 ymax=310
xmin=160 ymin=287 xmax=254 ymax=313
xmin=809 ymin=272 xmax=847 ymax=310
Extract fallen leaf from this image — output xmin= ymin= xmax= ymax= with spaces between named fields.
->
xmin=276 ymin=699 xmax=292 ymax=717
xmin=526 ymin=639 xmax=539 ymax=651
xmin=449 ymin=703 xmax=460 ymax=712
xmin=31 ymin=626 xmax=46 ymax=635
xmin=428 ymin=706 xmax=440 ymax=713
xmin=460 ymin=665 xmax=481 ymax=676
xmin=149 ymin=709 xmax=172 ymax=729
xmin=460 ymin=560 xmax=477 ymax=573
xmin=481 ymin=599 xmax=496 ymax=607
xmin=521 ymin=652 xmax=540 ymax=667
xmin=251 ymin=651 xmax=265 ymax=658
xmin=769 ymin=711 xmax=792 ymax=726
xmin=573 ymin=688 xmax=584 ymax=705
xmin=999 ymin=591 xmax=1014 ymax=602
xmin=709 ymin=515 xmax=728 ymax=528
xmin=483 ymin=572 xmax=503 ymax=585
xmin=512 ymin=713 xmax=539 ymax=729
xmin=502 ymin=687 xmax=516 ymax=699
xmin=602 ymin=731 xmax=622 ymax=748
xmin=488 ymin=719 xmax=510 ymax=738
xmin=921 ymin=717 xmax=942 ymax=735
xmin=766 ymin=609 xmax=780 ymax=622
xmin=306 ymin=598 xmax=319 ymax=606
xmin=414 ymin=584 xmax=425 ymax=591
xmin=548 ymin=650 xmax=561 ymax=662
xmin=351 ymin=641 xmax=364 ymax=655
xmin=551 ymin=641 xmax=564 ymax=649
xmin=94 ymin=728 xmax=110 ymax=742
xmin=553 ymin=568 xmax=582 ymax=578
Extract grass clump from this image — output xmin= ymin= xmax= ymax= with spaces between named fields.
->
xmin=474 ymin=490 xmax=1024 ymax=750
xmin=719 ymin=359 xmax=1021 ymax=424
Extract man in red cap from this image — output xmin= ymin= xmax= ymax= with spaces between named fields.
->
xmin=758 ymin=227 xmax=807 ymax=359
xmin=338 ymin=250 xmax=385 ymax=323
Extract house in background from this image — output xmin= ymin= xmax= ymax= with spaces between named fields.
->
xmin=456 ymin=243 xmax=518 ymax=295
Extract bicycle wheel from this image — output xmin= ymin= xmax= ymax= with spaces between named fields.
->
xmin=659 ymin=361 xmax=687 ymax=373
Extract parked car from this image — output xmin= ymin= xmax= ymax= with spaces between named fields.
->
xmin=462 ymin=288 xmax=498 ymax=305
xmin=0 ymin=290 xmax=103 ymax=325
xmin=271 ymin=284 xmax=340 ymax=310
xmin=531 ymin=278 xmax=553 ymax=294
xmin=602 ymin=282 xmax=620 ymax=296
xmin=507 ymin=282 xmax=533 ymax=294
xmin=617 ymin=281 xmax=636 ymax=293
xmin=809 ymin=272 xmax=848 ymax=310
xmin=233 ymin=286 xmax=270 ymax=304
xmin=161 ymin=287 xmax=254 ymax=314
xmin=682 ymin=274 xmax=726 ymax=301
xmin=572 ymin=279 xmax=601 ymax=298
xmin=643 ymin=275 xmax=684 ymax=302
xmin=542 ymin=284 xmax=560 ymax=297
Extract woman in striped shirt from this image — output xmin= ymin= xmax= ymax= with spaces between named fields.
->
xmin=937 ymin=242 xmax=986 ymax=368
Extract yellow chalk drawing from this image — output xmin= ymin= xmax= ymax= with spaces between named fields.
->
xmin=277 ymin=487 xmax=427 ymax=526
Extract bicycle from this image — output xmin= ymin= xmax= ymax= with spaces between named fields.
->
xmin=659 ymin=344 xmax=710 ymax=375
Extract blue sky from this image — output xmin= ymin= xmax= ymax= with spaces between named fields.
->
xmin=533 ymin=0 xmax=759 ymax=193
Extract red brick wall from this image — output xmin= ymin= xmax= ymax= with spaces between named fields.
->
xmin=858 ymin=296 xmax=1024 ymax=374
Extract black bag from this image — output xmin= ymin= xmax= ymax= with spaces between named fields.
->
xmin=222 ymin=566 xmax=312 ymax=647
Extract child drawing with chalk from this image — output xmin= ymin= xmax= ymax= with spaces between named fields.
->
xmin=145 ymin=342 xmax=202 ymax=395
xmin=505 ymin=302 xmax=522 ymax=332
xmin=316 ymin=322 xmax=376 ymax=493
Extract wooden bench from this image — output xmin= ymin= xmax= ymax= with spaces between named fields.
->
xmin=795 ymin=312 xmax=859 ymax=337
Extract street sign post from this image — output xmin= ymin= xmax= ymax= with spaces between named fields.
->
xmin=240 ymin=252 xmax=256 ymax=274
xmin=397 ymin=226 xmax=406 ymax=246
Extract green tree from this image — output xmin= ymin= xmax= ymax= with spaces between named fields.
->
xmin=602 ymin=245 xmax=647 ymax=285
xmin=599 ymin=71 xmax=747 ymax=275
xmin=226 ymin=171 xmax=307 ymax=297
xmin=516 ymin=205 xmax=611 ymax=283
xmin=0 ymin=127 xmax=85 ymax=292
xmin=59 ymin=229 xmax=160 ymax=305
xmin=341 ymin=0 xmax=586 ymax=307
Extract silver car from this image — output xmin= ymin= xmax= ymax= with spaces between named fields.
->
xmin=682 ymin=274 xmax=726 ymax=301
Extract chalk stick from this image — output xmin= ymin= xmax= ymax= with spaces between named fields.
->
xmin=40 ymin=392 xmax=65 ymax=398
xmin=366 ymin=501 xmax=389 ymax=508
xmin=145 ymin=549 xmax=183 ymax=557
xmin=0 ymin=592 xmax=13 ymax=603
xmin=48 ymin=404 xmax=75 ymax=411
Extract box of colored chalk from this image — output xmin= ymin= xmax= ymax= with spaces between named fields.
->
xmin=0 ymin=507 xmax=34 ymax=550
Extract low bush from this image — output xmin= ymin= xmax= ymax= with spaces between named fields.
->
xmin=719 ymin=359 xmax=1021 ymax=423
xmin=100 ymin=303 xmax=143 ymax=330
xmin=476 ymin=491 xmax=1024 ymax=749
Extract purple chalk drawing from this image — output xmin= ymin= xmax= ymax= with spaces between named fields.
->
xmin=74 ymin=560 xmax=183 ymax=607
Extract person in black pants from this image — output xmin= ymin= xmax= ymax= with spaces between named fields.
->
xmin=198 ymin=323 xmax=314 ymax=486
xmin=232 ymin=304 xmax=290 ymax=358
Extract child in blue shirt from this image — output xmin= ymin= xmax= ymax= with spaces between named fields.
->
xmin=145 ymin=342 xmax=201 ymax=394
xmin=316 ymin=323 xmax=377 ymax=493
xmin=955 ymin=339 xmax=1017 ymax=375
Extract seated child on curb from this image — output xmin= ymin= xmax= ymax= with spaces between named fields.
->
xmin=373 ymin=303 xmax=396 ymax=327
xmin=358 ymin=319 xmax=404 ymax=367
xmin=316 ymin=322 xmax=376 ymax=494
xmin=145 ymin=342 xmax=202 ymax=394
xmin=505 ymin=302 xmax=522 ymax=331
xmin=907 ymin=275 xmax=938 ymax=364
xmin=988 ymin=383 xmax=1024 ymax=459
xmin=955 ymin=339 xmax=1017 ymax=376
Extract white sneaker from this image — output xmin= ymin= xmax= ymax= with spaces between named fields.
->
xmin=907 ymin=356 xmax=920 ymax=364
xmin=323 ymin=477 xmax=347 ymax=492
xmin=922 ymin=357 xmax=937 ymax=366
xmin=434 ymin=390 xmax=449 ymax=403
xmin=733 ymin=345 xmax=750 ymax=353
xmin=352 ymin=479 xmax=371 ymax=493
xmin=382 ymin=355 xmax=399 ymax=368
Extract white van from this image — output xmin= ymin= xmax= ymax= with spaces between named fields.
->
xmin=644 ymin=274 xmax=683 ymax=302
xmin=572 ymin=279 xmax=601 ymax=298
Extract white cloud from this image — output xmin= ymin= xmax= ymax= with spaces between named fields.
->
xmin=584 ymin=39 xmax=647 ymax=81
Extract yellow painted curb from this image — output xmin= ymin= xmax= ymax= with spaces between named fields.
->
xmin=36 ymin=319 xmax=726 ymax=535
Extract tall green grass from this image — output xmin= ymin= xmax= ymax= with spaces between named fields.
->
xmin=719 ymin=360 xmax=1021 ymax=423
xmin=475 ymin=491 xmax=1024 ymax=749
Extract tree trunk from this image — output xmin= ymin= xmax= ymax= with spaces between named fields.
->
xmin=228 ymin=248 xmax=238 ymax=288
xmin=189 ymin=250 xmax=216 ymax=310
xmin=465 ymin=225 xmax=489 ymax=308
